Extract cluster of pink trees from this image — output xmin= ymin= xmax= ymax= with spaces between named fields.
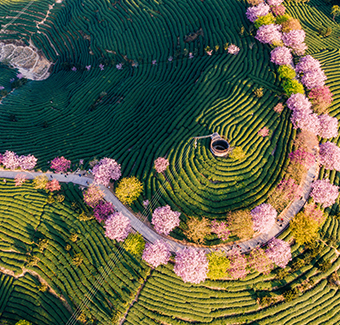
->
xmin=319 ymin=142 xmax=340 ymax=171
xmin=92 ymin=158 xmax=121 ymax=186
xmin=289 ymin=149 xmax=315 ymax=169
xmin=93 ymin=201 xmax=115 ymax=222
xmin=310 ymin=179 xmax=339 ymax=208
xmin=251 ymin=203 xmax=277 ymax=233
xmin=0 ymin=151 xmax=37 ymax=170
xmin=45 ymin=179 xmax=61 ymax=192
xmin=154 ymin=157 xmax=169 ymax=173
xmin=174 ymin=248 xmax=209 ymax=284
xmin=142 ymin=240 xmax=171 ymax=268
xmin=227 ymin=248 xmax=249 ymax=279
xmin=265 ymin=238 xmax=292 ymax=268
xmin=50 ymin=156 xmax=71 ymax=173
xmin=151 ymin=205 xmax=181 ymax=235
xmin=211 ymin=220 xmax=230 ymax=241
xmin=104 ymin=212 xmax=131 ymax=242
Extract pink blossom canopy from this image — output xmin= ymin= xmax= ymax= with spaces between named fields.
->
xmin=251 ymin=203 xmax=277 ymax=233
xmin=92 ymin=158 xmax=121 ymax=186
xmin=255 ymin=24 xmax=282 ymax=44
xmin=318 ymin=114 xmax=338 ymax=139
xmin=15 ymin=174 xmax=27 ymax=187
xmin=93 ymin=200 xmax=115 ymax=222
xmin=271 ymin=4 xmax=286 ymax=16
xmin=289 ymin=150 xmax=315 ymax=169
xmin=104 ymin=212 xmax=131 ymax=242
xmin=227 ymin=248 xmax=249 ymax=279
xmin=282 ymin=30 xmax=305 ymax=47
xmin=319 ymin=142 xmax=340 ymax=171
xmin=50 ymin=156 xmax=71 ymax=173
xmin=211 ymin=220 xmax=230 ymax=241
xmin=295 ymin=55 xmax=321 ymax=74
xmin=142 ymin=240 xmax=171 ymax=268
xmin=246 ymin=3 xmax=270 ymax=22
xmin=228 ymin=44 xmax=240 ymax=55
xmin=286 ymin=93 xmax=312 ymax=111
xmin=18 ymin=154 xmax=37 ymax=170
xmin=301 ymin=69 xmax=327 ymax=90
xmin=2 ymin=151 xmax=20 ymax=169
xmin=83 ymin=184 xmax=104 ymax=208
xmin=265 ymin=238 xmax=291 ymax=268
xmin=270 ymin=46 xmax=292 ymax=65
xmin=310 ymin=179 xmax=339 ymax=207
xmin=152 ymin=205 xmax=180 ymax=235
xmin=154 ymin=157 xmax=169 ymax=173
xmin=277 ymin=178 xmax=303 ymax=201
xmin=267 ymin=0 xmax=284 ymax=6
xmin=290 ymin=108 xmax=320 ymax=135
xmin=174 ymin=248 xmax=208 ymax=284
xmin=308 ymin=86 xmax=333 ymax=110
xmin=46 ymin=179 xmax=61 ymax=192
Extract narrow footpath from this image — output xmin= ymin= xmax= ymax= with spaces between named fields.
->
xmin=0 ymin=161 xmax=318 ymax=253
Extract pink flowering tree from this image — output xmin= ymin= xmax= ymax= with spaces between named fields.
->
xmin=15 ymin=174 xmax=27 ymax=187
xmin=93 ymin=200 xmax=115 ymax=222
xmin=277 ymin=178 xmax=303 ymax=200
xmin=251 ymin=203 xmax=277 ymax=233
xmin=289 ymin=149 xmax=315 ymax=169
xmin=303 ymin=202 xmax=326 ymax=226
xmin=301 ymin=69 xmax=327 ymax=90
xmin=142 ymin=239 xmax=171 ymax=268
xmin=174 ymin=248 xmax=208 ymax=284
xmin=154 ymin=157 xmax=169 ymax=173
xmin=2 ymin=151 xmax=20 ymax=169
xmin=46 ymin=179 xmax=61 ymax=192
xmin=255 ymin=24 xmax=282 ymax=44
xmin=228 ymin=44 xmax=240 ymax=55
xmin=290 ymin=108 xmax=320 ymax=135
xmin=273 ymin=103 xmax=284 ymax=113
xmin=295 ymin=55 xmax=321 ymax=74
xmin=271 ymin=4 xmax=286 ymax=16
xmin=319 ymin=142 xmax=340 ymax=171
xmin=227 ymin=248 xmax=249 ymax=279
xmin=211 ymin=220 xmax=230 ymax=241
xmin=104 ymin=212 xmax=131 ymax=242
xmin=265 ymin=238 xmax=291 ymax=268
xmin=92 ymin=158 xmax=121 ymax=186
xmin=50 ymin=156 xmax=71 ymax=173
xmin=247 ymin=247 xmax=274 ymax=274
xmin=318 ymin=114 xmax=338 ymax=139
xmin=18 ymin=154 xmax=37 ymax=170
xmin=308 ymin=86 xmax=333 ymax=113
xmin=282 ymin=29 xmax=305 ymax=48
xmin=151 ymin=205 xmax=180 ymax=235
xmin=310 ymin=179 xmax=339 ymax=208
xmin=83 ymin=184 xmax=105 ymax=208
xmin=258 ymin=127 xmax=270 ymax=137
xmin=267 ymin=0 xmax=283 ymax=5
xmin=286 ymin=93 xmax=312 ymax=112
xmin=246 ymin=3 xmax=270 ymax=22
xmin=270 ymin=46 xmax=292 ymax=65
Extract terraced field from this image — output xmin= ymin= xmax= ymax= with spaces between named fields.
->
xmin=0 ymin=0 xmax=293 ymax=223
xmin=0 ymin=179 xmax=150 ymax=324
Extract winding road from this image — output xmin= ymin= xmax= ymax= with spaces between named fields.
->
xmin=0 ymin=161 xmax=318 ymax=253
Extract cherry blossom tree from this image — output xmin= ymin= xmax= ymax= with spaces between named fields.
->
xmin=45 ymin=179 xmax=61 ymax=192
xmin=295 ymin=55 xmax=321 ymax=74
xmin=18 ymin=154 xmax=37 ymax=170
xmin=282 ymin=29 xmax=305 ymax=48
xmin=227 ymin=248 xmax=249 ymax=279
xmin=251 ymin=203 xmax=277 ymax=233
xmin=286 ymin=93 xmax=312 ymax=112
xmin=290 ymin=108 xmax=320 ymax=135
xmin=308 ymin=86 xmax=333 ymax=114
xmin=301 ymin=69 xmax=327 ymax=90
xmin=2 ymin=151 xmax=20 ymax=169
xmin=255 ymin=24 xmax=282 ymax=44
xmin=247 ymin=247 xmax=274 ymax=274
xmin=152 ymin=205 xmax=181 ymax=235
xmin=93 ymin=200 xmax=115 ymax=222
xmin=318 ymin=114 xmax=338 ymax=139
xmin=228 ymin=44 xmax=240 ymax=55
xmin=154 ymin=157 xmax=169 ymax=173
xmin=50 ymin=156 xmax=71 ymax=173
xmin=92 ymin=158 xmax=121 ymax=186
xmin=319 ymin=142 xmax=340 ymax=171
xmin=258 ymin=127 xmax=270 ymax=137
xmin=174 ymin=248 xmax=208 ymax=284
xmin=265 ymin=238 xmax=291 ymax=268
xmin=104 ymin=212 xmax=131 ymax=242
xmin=289 ymin=149 xmax=315 ymax=169
xmin=142 ymin=240 xmax=171 ymax=268
xmin=310 ymin=179 xmax=339 ymax=208
xmin=271 ymin=4 xmax=286 ymax=16
xmin=270 ymin=46 xmax=292 ymax=65
xmin=15 ymin=174 xmax=27 ymax=187
xmin=83 ymin=184 xmax=104 ymax=208
xmin=267 ymin=0 xmax=284 ymax=5
xmin=273 ymin=103 xmax=284 ymax=113
xmin=246 ymin=3 xmax=270 ymax=22
xmin=211 ymin=220 xmax=230 ymax=241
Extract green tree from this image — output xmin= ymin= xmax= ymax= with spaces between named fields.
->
xmin=115 ymin=177 xmax=143 ymax=205
xmin=331 ymin=5 xmax=340 ymax=20
xmin=123 ymin=232 xmax=145 ymax=257
xmin=290 ymin=212 xmax=319 ymax=245
xmin=184 ymin=217 xmax=211 ymax=244
xmin=207 ymin=250 xmax=230 ymax=280
xmin=278 ymin=65 xmax=296 ymax=79
xmin=16 ymin=321 xmax=32 ymax=325
xmin=283 ymin=79 xmax=304 ymax=96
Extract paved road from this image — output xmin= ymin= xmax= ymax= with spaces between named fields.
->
xmin=0 ymin=162 xmax=318 ymax=254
